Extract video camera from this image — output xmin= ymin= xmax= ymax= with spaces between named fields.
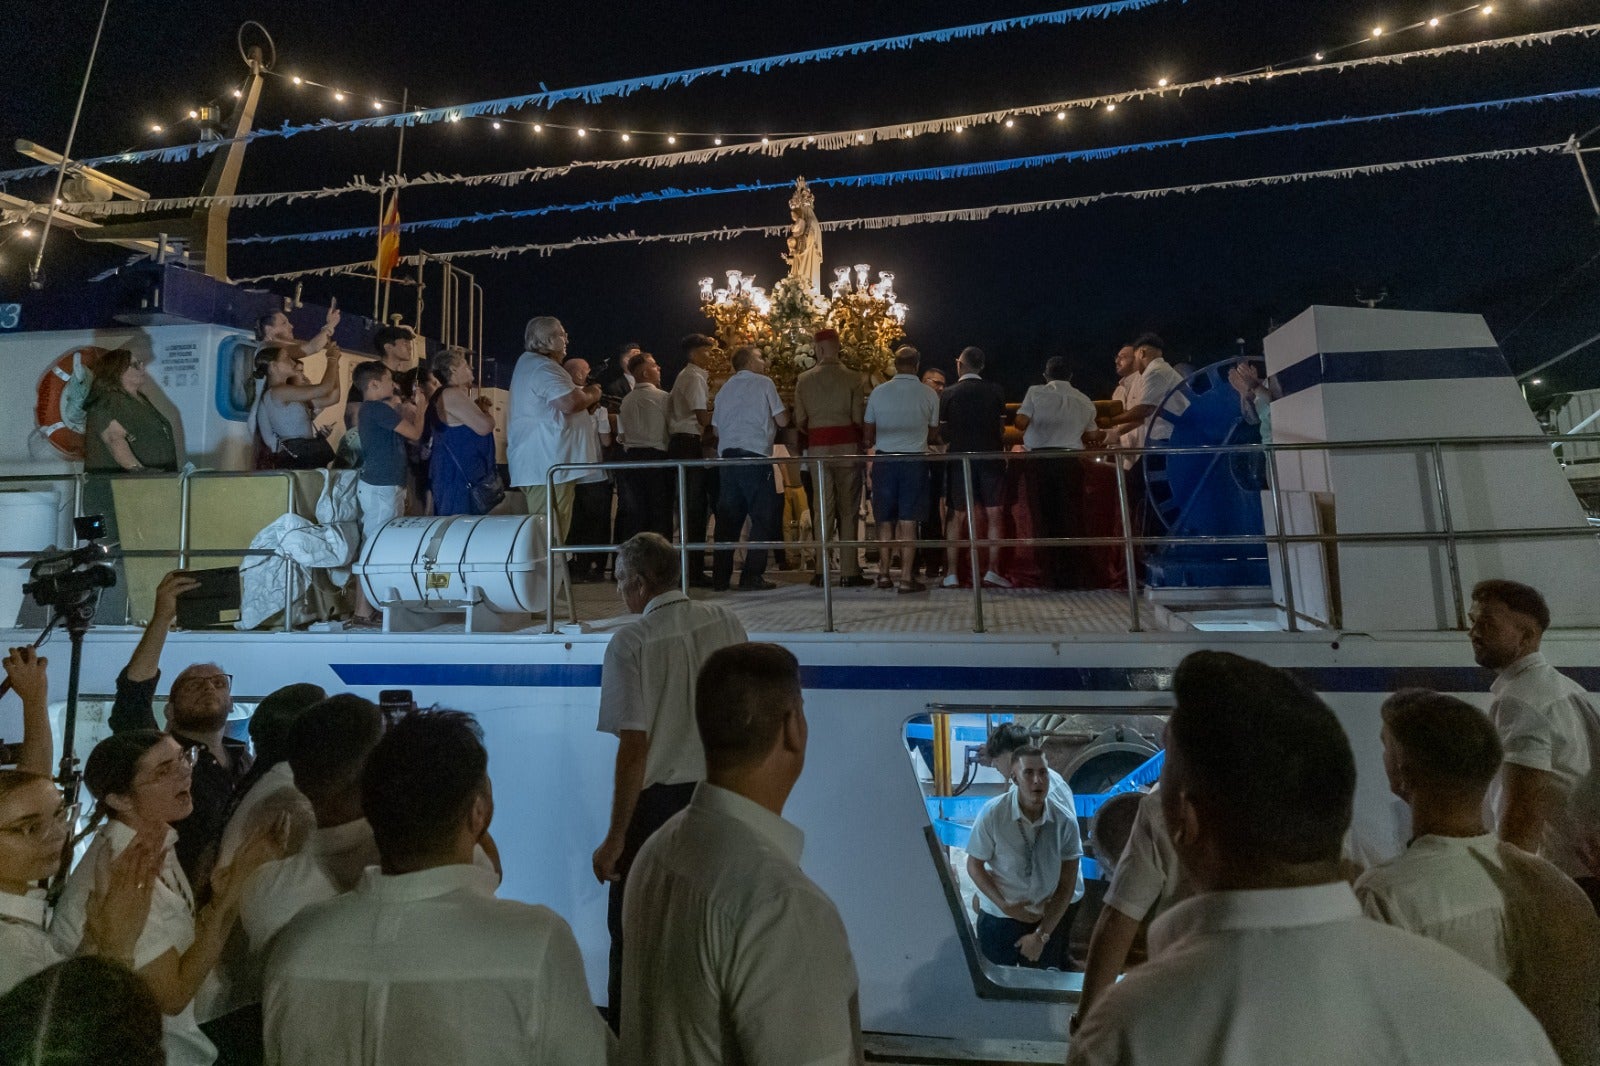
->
xmin=22 ymin=515 xmax=117 ymax=615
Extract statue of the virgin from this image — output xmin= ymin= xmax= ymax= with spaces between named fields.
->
xmin=784 ymin=178 xmax=823 ymax=294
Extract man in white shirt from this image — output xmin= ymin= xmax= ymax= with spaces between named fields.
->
xmin=981 ymin=722 xmax=1087 ymax=898
xmin=966 ymin=747 xmax=1083 ymax=970
xmin=563 ymin=356 xmax=615 ymax=582
xmin=507 ymin=315 xmax=603 ymax=543
xmin=1356 ymin=689 xmax=1600 ymax=1063
xmin=1068 ymin=651 xmax=1559 ymax=1066
xmin=668 ymin=334 xmax=719 ymax=586
xmin=621 ymin=642 xmax=862 ymax=1065
xmin=264 ymin=710 xmax=610 ymax=1065
xmin=1014 ymin=357 xmax=1098 ymax=588
xmin=709 ymin=345 xmax=788 ymax=591
xmin=1470 ymin=579 xmax=1600 ymax=911
xmin=592 ymin=532 xmax=747 ymax=1028
xmin=1099 ymin=335 xmax=1184 ymax=538
xmin=617 ymin=352 xmax=674 ymax=540
xmin=863 ymin=347 xmax=941 ymax=593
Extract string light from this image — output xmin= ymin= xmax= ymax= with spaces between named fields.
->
xmin=291 ymin=76 xmax=302 ymax=85
xmin=668 ymin=135 xmax=676 ymax=144
xmin=533 ymin=123 xmax=543 ymax=132
xmin=1056 ymin=111 xmax=1066 ymax=120
xmin=1314 ymin=52 xmax=1325 ymax=61
xmin=1005 ymin=118 xmax=1015 ymax=127
xmin=188 ymin=110 xmax=198 ymax=119
xmin=1429 ymin=17 xmax=1442 ymax=27
xmin=1157 ymin=77 xmax=1170 ymax=87
xmin=1106 ymin=103 xmax=1117 ymax=111
xmin=149 ymin=123 xmax=162 ymax=133
xmin=372 ymin=100 xmax=384 ymax=111
xmin=231 ymin=89 xmax=242 ymax=98
xmin=492 ymin=121 xmax=502 ymax=130
xmin=1372 ymin=26 xmax=1385 ymax=38
xmin=714 ymin=137 xmax=723 ymax=145
xmin=1482 ymin=3 xmax=1494 ymax=13
xmin=333 ymin=91 xmax=345 ymax=102
xmin=577 ymin=128 xmax=587 ymax=137
xmin=19 ymin=228 xmax=33 ymax=238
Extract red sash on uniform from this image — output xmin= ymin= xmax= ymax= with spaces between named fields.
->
xmin=807 ymin=425 xmax=860 ymax=447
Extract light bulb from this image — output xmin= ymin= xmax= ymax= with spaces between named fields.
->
xmin=373 ymin=100 xmax=384 ymax=111
xmin=292 ymin=76 xmax=303 ymax=85
xmin=1004 ymin=118 xmax=1015 ymax=128
xmin=1214 ymin=76 xmax=1224 ymax=83
xmin=334 ymin=91 xmax=345 ymax=101
xmin=1313 ymin=52 xmax=1325 ymax=61
xmin=1056 ymin=111 xmax=1066 ymax=120
xmin=533 ymin=123 xmax=543 ymax=132
xmin=189 ymin=110 xmax=199 ymax=119
xmin=714 ymin=137 xmax=723 ymax=145
xmin=1371 ymin=26 xmax=1383 ymax=37
xmin=854 ymin=263 xmax=870 ymax=288
xmin=668 ymin=135 xmax=677 ymax=144
xmin=19 ymin=227 xmax=33 ymax=238
xmin=855 ymin=134 xmax=866 ymax=142
xmin=1157 ymin=77 xmax=1169 ymax=87
xmin=761 ymin=137 xmax=770 ymax=144
xmin=577 ymin=128 xmax=586 ymax=137
xmin=954 ymin=124 xmax=964 ymax=133
xmin=1481 ymin=3 xmax=1493 ymax=12
xmin=1106 ymin=103 xmax=1117 ymax=112
xmin=699 ymin=277 xmax=714 ymax=298
xmin=492 ymin=121 xmax=502 ymax=130
xmin=1530 ymin=378 xmax=1543 ymax=385
xmin=1428 ymin=17 xmax=1440 ymax=26
xmin=232 ymin=89 xmax=242 ymax=98
xmin=150 ymin=123 xmax=163 ymax=132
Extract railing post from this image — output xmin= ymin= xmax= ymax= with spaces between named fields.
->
xmin=815 ymin=458 xmax=834 ymax=633
xmin=1113 ymin=456 xmax=1143 ymax=633
xmin=1262 ymin=443 xmax=1299 ymax=633
xmin=1430 ymin=441 xmax=1467 ymax=630
xmin=282 ymin=473 xmax=296 ymax=632
xmin=177 ymin=470 xmax=191 ymax=571
xmin=962 ymin=456 xmax=985 ymax=634
xmin=543 ymin=468 xmax=557 ymax=634
xmin=676 ymin=463 xmax=690 ymax=596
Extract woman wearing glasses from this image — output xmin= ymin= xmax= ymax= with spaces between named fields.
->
xmin=0 ymin=647 xmax=162 ymax=996
xmin=51 ymin=730 xmax=285 ymax=1066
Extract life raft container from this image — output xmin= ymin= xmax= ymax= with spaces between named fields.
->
xmin=34 ymin=346 xmax=106 ymax=459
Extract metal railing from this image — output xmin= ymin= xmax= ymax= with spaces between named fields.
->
xmin=0 ymin=469 xmax=304 ymax=631
xmin=544 ymin=432 xmax=1600 ymax=636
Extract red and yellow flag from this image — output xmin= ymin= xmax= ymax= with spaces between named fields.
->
xmin=375 ymin=193 xmax=401 ymax=280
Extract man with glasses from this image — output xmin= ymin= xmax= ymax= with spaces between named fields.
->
xmin=111 ymin=570 xmax=253 ymax=888
xmin=590 ymin=533 xmax=745 ymax=1029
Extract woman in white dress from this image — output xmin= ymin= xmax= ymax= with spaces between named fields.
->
xmin=53 ymin=731 xmax=284 ymax=1066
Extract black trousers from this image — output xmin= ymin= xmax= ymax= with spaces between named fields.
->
xmin=606 ymin=780 xmax=697 ymax=1030
xmin=712 ymin=453 xmax=777 ymax=588
xmin=568 ymin=479 xmax=615 ymax=579
xmin=975 ymin=905 xmax=1077 ymax=969
xmin=620 ymin=447 xmax=673 ymax=541
xmin=1034 ymin=452 xmax=1086 ymax=589
xmin=668 ymin=434 xmax=714 ymax=576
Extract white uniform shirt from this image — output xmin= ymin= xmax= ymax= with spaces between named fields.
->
xmin=263 ymin=864 xmax=610 ymax=1066
xmin=1127 ymin=357 xmax=1184 ymax=450
xmin=864 ymin=374 xmax=940 ymax=454
xmin=1356 ymin=833 xmax=1600 ymax=1064
xmin=241 ymin=818 xmax=379 ymax=954
xmin=217 ymin=762 xmax=313 ymax=871
xmin=507 ymin=352 xmax=600 ymax=488
xmin=710 ymin=370 xmax=785 ymax=456
xmin=1017 ymin=380 xmax=1098 ymax=451
xmin=621 ymin=784 xmax=861 ymax=1066
xmin=1491 ymin=652 xmax=1600 ymax=879
xmin=966 ymin=788 xmax=1084 ymax=917
xmin=1044 ymin=768 xmax=1086 ymax=903
xmin=54 ymin=821 xmax=216 ymax=1066
xmin=1103 ymin=788 xmax=1189 ymax=922
xmin=618 ymin=382 xmax=671 ymax=451
xmin=0 ymin=891 xmax=61 ymax=996
xmin=669 ymin=362 xmax=710 ymax=437
xmin=1067 ymin=882 xmax=1559 ymax=1066
xmin=597 ymin=591 xmax=747 ymax=788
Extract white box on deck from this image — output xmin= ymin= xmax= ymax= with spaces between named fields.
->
xmin=1264 ymin=306 xmax=1600 ymax=631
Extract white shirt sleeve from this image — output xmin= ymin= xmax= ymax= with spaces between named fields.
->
xmin=684 ymin=372 xmax=709 ymax=414
xmin=965 ymin=800 xmax=999 ymax=864
xmin=764 ymin=378 xmax=785 ymax=421
xmin=1057 ymin=807 xmax=1084 ymax=862
xmin=924 ymin=388 xmax=941 ymax=428
xmin=0 ymin=924 xmax=64 ymax=997
xmin=1494 ymin=696 xmax=1556 ymax=773
xmin=1103 ymin=795 xmax=1172 ymax=921
xmin=1018 ymin=387 xmax=1038 ymax=421
xmin=862 ymin=389 xmax=878 ymax=427
xmin=528 ymin=361 xmax=573 ymax=409
xmin=597 ymin=629 xmax=648 ymax=735
xmin=531 ymin=915 xmax=616 ymax=1065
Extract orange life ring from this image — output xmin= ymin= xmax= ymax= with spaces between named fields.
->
xmin=34 ymin=346 xmax=108 ymax=459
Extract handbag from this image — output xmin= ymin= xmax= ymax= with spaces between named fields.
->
xmin=275 ymin=434 xmax=336 ymax=470
xmin=441 ymin=437 xmax=506 ymax=514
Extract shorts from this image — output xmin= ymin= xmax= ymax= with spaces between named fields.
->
xmin=872 ymin=454 xmax=928 ymax=525
xmin=947 ymin=458 xmax=1005 ymax=511
xmin=519 ymin=482 xmax=576 ymax=542
xmin=357 ymin=481 xmax=406 ymax=544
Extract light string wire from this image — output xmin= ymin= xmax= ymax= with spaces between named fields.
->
xmin=0 ymin=0 xmax=1181 ymax=182
xmin=231 ymin=142 xmax=1568 ymax=282
xmin=227 ymin=85 xmax=1600 ymax=245
xmin=51 ymin=22 xmax=1600 ymax=218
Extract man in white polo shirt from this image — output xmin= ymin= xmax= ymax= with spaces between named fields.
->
xmin=863 ymin=347 xmax=940 ymax=593
xmin=1470 ymin=579 xmax=1600 ymax=912
xmin=668 ymin=335 xmax=718 ymax=586
xmin=616 ymin=352 xmax=674 ymax=540
xmin=1356 ymin=689 xmax=1600 ymax=1063
xmin=507 ymin=315 xmax=603 ymax=542
xmin=966 ymin=746 xmax=1082 ymax=970
xmin=264 ymin=710 xmax=610 ymax=1065
xmin=709 ymin=346 xmax=788 ymax=591
xmin=621 ymin=642 xmax=862 ymax=1065
xmin=1067 ymin=651 xmax=1558 ymax=1066
xmin=1014 ymin=356 xmax=1098 ymax=588
xmin=593 ymin=532 xmax=746 ymax=1029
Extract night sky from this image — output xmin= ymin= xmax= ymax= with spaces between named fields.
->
xmin=3 ymin=0 xmax=1599 ymax=402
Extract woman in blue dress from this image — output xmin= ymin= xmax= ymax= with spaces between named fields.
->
xmin=426 ymin=348 xmax=498 ymax=516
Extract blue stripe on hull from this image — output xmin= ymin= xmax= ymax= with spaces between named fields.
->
xmin=330 ymin=662 xmax=1600 ymax=693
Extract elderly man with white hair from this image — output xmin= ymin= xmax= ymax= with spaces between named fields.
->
xmin=507 ymin=316 xmax=603 ymax=542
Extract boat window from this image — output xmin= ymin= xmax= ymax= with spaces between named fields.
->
xmin=907 ymin=705 xmax=1168 ymax=1001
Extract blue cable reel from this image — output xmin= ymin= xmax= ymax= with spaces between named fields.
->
xmin=1141 ymin=358 xmax=1272 ymax=588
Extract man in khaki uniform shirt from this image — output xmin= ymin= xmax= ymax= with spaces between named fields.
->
xmin=793 ymin=329 xmax=871 ymax=587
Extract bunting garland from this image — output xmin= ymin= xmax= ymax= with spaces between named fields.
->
xmin=231 ymin=142 xmax=1568 ymax=282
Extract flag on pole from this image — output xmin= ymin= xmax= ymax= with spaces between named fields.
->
xmin=375 ymin=193 xmax=401 ymax=279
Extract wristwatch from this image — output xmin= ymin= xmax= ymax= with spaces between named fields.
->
xmin=1036 ymin=930 xmax=1051 ymax=944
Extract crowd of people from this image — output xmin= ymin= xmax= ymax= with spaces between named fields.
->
xmin=0 ymin=559 xmax=1594 ymax=1064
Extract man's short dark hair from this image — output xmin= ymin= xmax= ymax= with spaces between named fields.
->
xmin=894 ymin=346 xmax=921 ymax=374
xmin=624 ymin=351 xmax=653 ymax=377
xmin=1012 ymin=744 xmax=1046 ymax=764
xmin=958 ymin=346 xmax=986 ymax=373
xmin=1044 ymin=356 xmax=1072 ymax=383
xmin=1381 ymin=689 xmax=1503 ymax=794
xmin=618 ymin=341 xmax=642 ymax=357
xmin=372 ymin=325 xmax=412 ymax=354
xmin=255 ymin=311 xmax=282 ymax=342
xmin=696 ymin=643 xmax=801 ymax=771
xmin=681 ymin=333 xmax=718 ymax=354
xmin=1168 ymin=651 xmax=1355 ymax=866
xmin=1471 ymin=579 xmax=1551 ymax=632
xmin=352 ymin=360 xmax=391 ymax=394
xmin=0 ymin=957 xmax=164 ymax=1066
xmin=290 ymin=695 xmax=385 ymax=802
xmin=361 ymin=709 xmax=488 ymax=867
xmin=731 ymin=345 xmax=760 ymax=371
xmin=1133 ymin=332 xmax=1165 ymax=354
xmin=985 ymin=721 xmax=1033 ymax=760
xmin=249 ymin=683 xmax=327 ymax=766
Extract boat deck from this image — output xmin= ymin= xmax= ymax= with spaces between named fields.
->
xmin=564 ymin=570 xmax=1189 ymax=636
